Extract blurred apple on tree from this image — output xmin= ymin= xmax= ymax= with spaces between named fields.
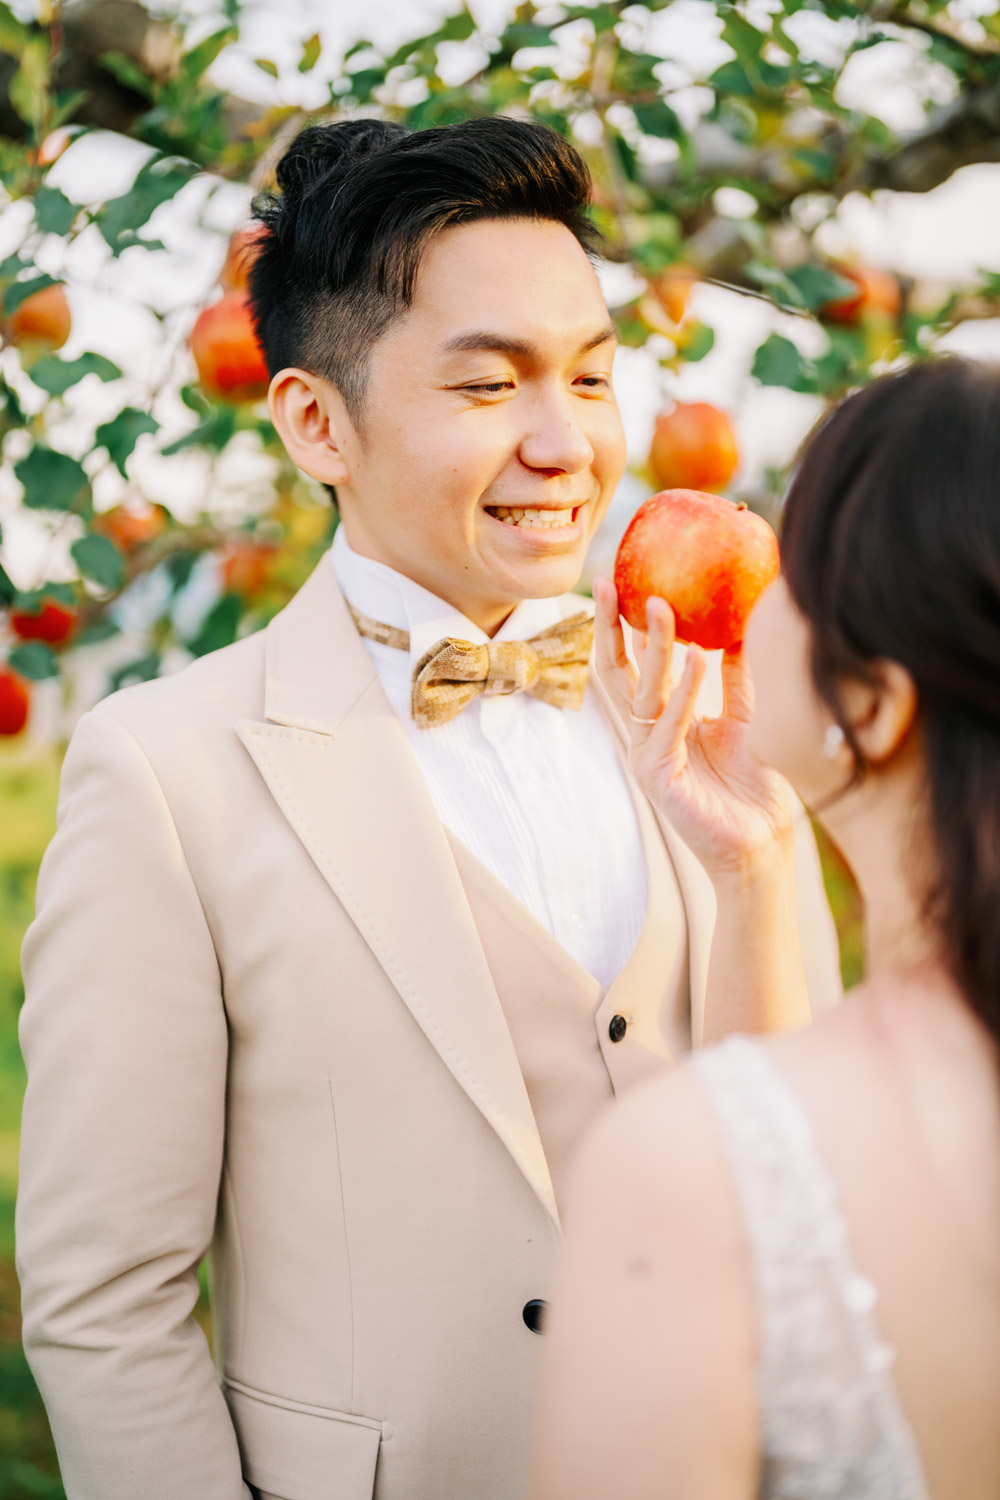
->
xmin=0 ymin=668 xmax=29 ymax=737
xmin=189 ymin=291 xmax=270 ymax=403
xmin=649 ymin=403 xmax=740 ymax=494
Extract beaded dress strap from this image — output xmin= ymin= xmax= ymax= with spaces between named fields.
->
xmin=692 ymin=1036 xmax=930 ymax=1500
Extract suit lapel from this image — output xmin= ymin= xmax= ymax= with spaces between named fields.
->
xmin=237 ymin=554 xmax=558 ymax=1227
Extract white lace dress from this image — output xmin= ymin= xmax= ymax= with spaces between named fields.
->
xmin=691 ymin=1036 xmax=931 ymax=1500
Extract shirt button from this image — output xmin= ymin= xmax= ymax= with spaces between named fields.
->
xmin=608 ymin=1014 xmax=627 ymax=1044
xmin=569 ymin=912 xmax=582 ymax=930
xmin=522 ymin=1299 xmax=547 ymax=1334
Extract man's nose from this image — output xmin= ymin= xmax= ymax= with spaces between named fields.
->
xmin=518 ymin=390 xmax=595 ymax=475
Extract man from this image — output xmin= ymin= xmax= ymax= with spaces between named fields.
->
xmin=16 ymin=118 xmax=840 ymax=1500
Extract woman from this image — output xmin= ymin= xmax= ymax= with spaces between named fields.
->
xmin=530 ymin=357 xmax=1000 ymax=1500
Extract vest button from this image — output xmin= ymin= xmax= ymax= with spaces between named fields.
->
xmin=522 ymin=1299 xmax=547 ymax=1334
xmin=608 ymin=1014 xmax=627 ymax=1043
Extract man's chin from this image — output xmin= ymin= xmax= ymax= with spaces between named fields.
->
xmin=489 ymin=549 xmax=588 ymax=603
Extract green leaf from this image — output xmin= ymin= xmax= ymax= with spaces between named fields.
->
xmin=49 ymin=89 xmax=90 ymax=129
xmin=722 ymin=12 xmax=766 ymax=66
xmin=786 ymin=263 xmax=858 ymax=312
xmin=9 ymin=33 xmax=49 ymax=127
xmin=789 ymin=146 xmax=836 ymax=184
xmin=744 ymin=261 xmax=805 ymax=309
xmin=438 ymin=11 xmax=476 ymax=42
xmin=14 ymin=582 xmax=75 ymax=610
xmin=9 ymin=642 xmax=59 ymax=680
xmin=751 ymin=333 xmax=816 ymax=392
xmin=164 ymin=549 xmax=199 ymax=593
xmin=161 ymin=404 xmax=237 ymax=455
xmin=98 ymin=156 xmax=199 ymax=255
xmin=29 ymin=352 xmax=122 ymax=396
xmin=15 ymin=445 xmax=89 ymax=511
xmin=633 ymin=99 xmax=683 ymax=140
xmin=341 ymin=66 xmax=386 ymax=102
xmin=0 ymin=375 xmax=26 ymax=428
xmin=98 ymin=50 xmax=156 ymax=100
xmin=95 ymin=407 xmax=159 ymax=475
xmin=254 ymin=57 xmax=279 ymax=78
xmin=0 ymin=253 xmax=29 ymax=279
xmin=298 ymin=32 xmax=322 ymax=73
xmin=71 ymin=533 xmax=125 ymax=591
xmin=709 ymin=58 xmax=755 ymax=97
xmin=180 ymin=381 xmax=211 ymax=416
xmin=33 ymin=185 xmax=79 ymax=235
xmin=110 ymin=651 xmax=160 ymax=691
xmin=1 ymin=273 xmax=58 ymax=316
xmin=681 ymin=323 xmax=715 ymax=362
xmin=0 ymin=559 xmax=15 ymax=606
xmin=180 ymin=27 xmax=238 ymax=86
xmin=0 ymin=2 xmax=30 ymax=57
xmin=188 ymin=592 xmax=242 ymax=657
xmin=75 ymin=616 xmax=121 ymax=645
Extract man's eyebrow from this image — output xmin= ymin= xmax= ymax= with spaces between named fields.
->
xmin=439 ymin=324 xmax=618 ymax=359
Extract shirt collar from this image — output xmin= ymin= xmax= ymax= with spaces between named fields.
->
xmin=331 ymin=525 xmax=588 ymax=670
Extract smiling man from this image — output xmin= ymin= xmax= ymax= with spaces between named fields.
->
xmin=16 ymin=118 xmax=840 ymax=1500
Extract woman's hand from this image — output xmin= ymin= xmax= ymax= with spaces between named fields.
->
xmin=594 ymin=576 xmax=796 ymax=882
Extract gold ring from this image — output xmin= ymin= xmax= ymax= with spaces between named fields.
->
xmin=629 ymin=710 xmax=660 ymax=726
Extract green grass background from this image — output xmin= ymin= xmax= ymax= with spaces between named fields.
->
xmin=0 ymin=741 xmax=863 ymax=1497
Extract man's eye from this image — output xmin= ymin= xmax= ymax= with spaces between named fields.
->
xmin=577 ymin=375 xmax=610 ymax=388
xmin=464 ymin=381 xmax=512 ymax=394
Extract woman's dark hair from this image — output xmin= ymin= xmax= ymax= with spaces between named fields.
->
xmin=246 ymin=116 xmax=600 ymax=424
xmin=781 ymin=356 xmax=1000 ymax=1041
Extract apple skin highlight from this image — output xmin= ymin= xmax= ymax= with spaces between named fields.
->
xmin=614 ymin=487 xmax=779 ymax=651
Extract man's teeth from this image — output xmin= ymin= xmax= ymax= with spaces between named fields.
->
xmin=489 ymin=506 xmax=576 ymax=529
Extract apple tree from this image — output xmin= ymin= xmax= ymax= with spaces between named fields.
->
xmin=1 ymin=0 xmax=999 ymax=737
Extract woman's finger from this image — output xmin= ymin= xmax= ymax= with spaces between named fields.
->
xmin=592 ymin=575 xmax=638 ymax=719
xmin=645 ymin=645 xmax=706 ymax=762
xmin=630 ymin=596 xmax=676 ymax=724
xmin=721 ymin=639 xmax=755 ymax=723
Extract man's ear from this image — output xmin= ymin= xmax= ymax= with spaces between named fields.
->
xmin=839 ymin=660 xmax=919 ymax=766
xmin=268 ymin=368 xmax=354 ymax=487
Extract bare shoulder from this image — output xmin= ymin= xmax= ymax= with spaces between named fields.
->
xmin=538 ymin=1055 xmax=759 ymax=1500
xmin=562 ymin=1056 xmax=747 ymax=1270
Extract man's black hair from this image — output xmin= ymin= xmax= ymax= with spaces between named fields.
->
xmin=247 ymin=116 xmax=601 ymax=424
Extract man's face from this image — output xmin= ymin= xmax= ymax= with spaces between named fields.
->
xmin=332 ymin=217 xmax=627 ymax=628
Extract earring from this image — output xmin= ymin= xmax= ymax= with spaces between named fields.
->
xmin=823 ymin=724 xmax=845 ymax=760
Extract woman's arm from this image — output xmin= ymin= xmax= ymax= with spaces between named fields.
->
xmin=703 ymin=841 xmax=810 ymax=1042
xmin=528 ymin=1068 xmax=759 ymax=1500
xmin=594 ymin=577 xmax=811 ymax=1040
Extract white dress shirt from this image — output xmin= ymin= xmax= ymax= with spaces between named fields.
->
xmin=331 ymin=528 xmax=648 ymax=988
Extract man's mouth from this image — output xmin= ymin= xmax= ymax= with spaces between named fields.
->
xmin=484 ymin=504 xmax=582 ymax=530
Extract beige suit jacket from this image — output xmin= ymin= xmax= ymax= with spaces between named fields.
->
xmin=16 ymin=553 xmax=841 ymax=1500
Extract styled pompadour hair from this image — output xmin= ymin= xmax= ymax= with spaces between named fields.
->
xmin=247 ymin=115 xmax=600 ymax=422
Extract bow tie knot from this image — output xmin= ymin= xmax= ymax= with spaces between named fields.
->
xmin=350 ymin=605 xmax=594 ymax=728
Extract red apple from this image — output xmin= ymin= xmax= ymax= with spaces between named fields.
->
xmin=0 ymin=668 xmax=29 ymax=736
xmin=821 ymin=264 xmax=901 ymax=326
xmin=2 ymin=282 xmax=71 ymax=352
xmin=648 ymin=401 xmax=739 ymax=493
xmin=10 ymin=598 xmax=77 ymax=646
xmin=220 ymin=223 xmax=268 ymax=293
xmin=189 ymin=291 xmax=269 ymax=403
xmin=614 ymin=488 xmax=779 ymax=650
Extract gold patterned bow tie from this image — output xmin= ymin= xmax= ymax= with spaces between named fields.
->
xmin=349 ymin=605 xmax=594 ymax=729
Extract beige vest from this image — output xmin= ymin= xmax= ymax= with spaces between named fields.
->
xmin=447 ymin=776 xmax=690 ymax=1208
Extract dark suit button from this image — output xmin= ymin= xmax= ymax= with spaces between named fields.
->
xmin=523 ymin=1299 xmax=547 ymax=1334
xmin=609 ymin=1014 xmax=627 ymax=1043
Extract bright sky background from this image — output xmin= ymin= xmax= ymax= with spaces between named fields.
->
xmin=3 ymin=0 xmax=999 ymax=724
